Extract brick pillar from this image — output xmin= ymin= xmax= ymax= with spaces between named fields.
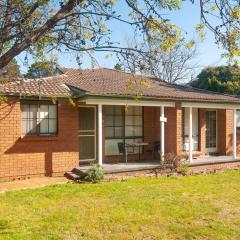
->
xmin=143 ymin=106 xmax=160 ymax=160
xmin=217 ymin=109 xmax=233 ymax=156
xmin=199 ymin=109 xmax=206 ymax=154
xmin=165 ymin=102 xmax=182 ymax=156
xmin=176 ymin=103 xmax=182 ymax=156
xmin=226 ymin=109 xmax=234 ymax=155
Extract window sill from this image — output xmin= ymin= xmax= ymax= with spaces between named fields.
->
xmin=20 ymin=135 xmax=59 ymax=142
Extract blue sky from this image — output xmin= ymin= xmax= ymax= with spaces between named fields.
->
xmin=18 ymin=1 xmax=226 ymax=76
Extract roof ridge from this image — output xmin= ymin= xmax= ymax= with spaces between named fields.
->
xmin=97 ymin=67 xmax=168 ymax=84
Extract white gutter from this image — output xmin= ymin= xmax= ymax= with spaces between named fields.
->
xmin=182 ymin=102 xmax=240 ymax=109
xmin=83 ymin=98 xmax=175 ymax=107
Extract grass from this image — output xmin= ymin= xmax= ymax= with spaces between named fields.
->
xmin=0 ymin=171 xmax=240 ymax=240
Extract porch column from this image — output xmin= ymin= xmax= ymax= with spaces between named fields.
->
xmin=189 ymin=107 xmax=193 ymax=162
xmin=98 ymin=104 xmax=103 ymax=165
xmin=233 ymin=109 xmax=237 ymax=159
xmin=160 ymin=106 xmax=165 ymax=161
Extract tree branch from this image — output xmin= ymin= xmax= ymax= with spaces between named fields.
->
xmin=0 ymin=0 xmax=81 ymax=69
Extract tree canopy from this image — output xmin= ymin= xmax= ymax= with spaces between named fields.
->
xmin=0 ymin=59 xmax=20 ymax=83
xmin=1 ymin=1 xmax=240 ymax=70
xmin=24 ymin=61 xmax=62 ymax=78
xmin=191 ymin=65 xmax=240 ymax=95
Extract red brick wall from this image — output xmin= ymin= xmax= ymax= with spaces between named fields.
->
xmin=217 ymin=109 xmax=234 ymax=156
xmin=143 ymin=106 xmax=160 ymax=160
xmin=198 ymin=109 xmax=206 ymax=154
xmin=165 ymin=103 xmax=182 ymax=156
xmin=0 ymin=99 xmax=79 ymax=180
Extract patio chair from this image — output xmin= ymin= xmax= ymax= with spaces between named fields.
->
xmin=146 ymin=141 xmax=160 ymax=161
xmin=117 ymin=142 xmax=134 ymax=164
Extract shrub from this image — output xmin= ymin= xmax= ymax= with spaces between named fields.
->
xmin=85 ymin=164 xmax=104 ymax=183
xmin=163 ymin=152 xmax=181 ymax=169
xmin=178 ymin=163 xmax=189 ymax=176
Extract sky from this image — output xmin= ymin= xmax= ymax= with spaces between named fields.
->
xmin=17 ymin=1 xmax=226 ymax=76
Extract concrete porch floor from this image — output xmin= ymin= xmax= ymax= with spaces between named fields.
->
xmin=78 ymin=156 xmax=240 ymax=174
xmin=190 ymin=155 xmax=240 ymax=166
xmin=79 ymin=161 xmax=161 ymax=174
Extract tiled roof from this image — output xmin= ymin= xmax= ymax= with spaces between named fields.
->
xmin=0 ymin=67 xmax=240 ymax=103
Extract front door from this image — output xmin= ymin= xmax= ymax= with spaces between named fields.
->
xmin=182 ymin=108 xmax=199 ymax=151
xmin=79 ymin=106 xmax=96 ymax=163
xmin=206 ymin=110 xmax=217 ymax=153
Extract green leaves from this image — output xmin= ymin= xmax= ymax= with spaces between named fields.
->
xmin=195 ymin=23 xmax=206 ymax=42
xmin=185 ymin=40 xmax=195 ymax=49
xmin=191 ymin=65 xmax=240 ymax=95
xmin=158 ymin=0 xmax=182 ymax=10
xmin=2 ymin=0 xmax=240 ymax=72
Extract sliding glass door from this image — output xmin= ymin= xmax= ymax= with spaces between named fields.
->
xmin=182 ymin=108 xmax=199 ymax=151
xmin=205 ymin=110 xmax=217 ymax=153
xmin=104 ymin=106 xmax=143 ymax=156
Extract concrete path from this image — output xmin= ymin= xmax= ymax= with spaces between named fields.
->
xmin=0 ymin=177 xmax=68 ymax=193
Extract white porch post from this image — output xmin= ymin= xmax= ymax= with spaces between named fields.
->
xmin=189 ymin=107 xmax=193 ymax=162
xmin=160 ymin=106 xmax=165 ymax=162
xmin=98 ymin=104 xmax=103 ymax=165
xmin=233 ymin=109 xmax=237 ymax=159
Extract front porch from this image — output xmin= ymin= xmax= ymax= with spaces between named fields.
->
xmin=191 ymin=155 xmax=240 ymax=166
xmin=78 ymin=97 xmax=240 ymax=170
xmin=80 ymin=156 xmax=240 ymax=173
xmin=65 ymin=155 xmax=240 ymax=180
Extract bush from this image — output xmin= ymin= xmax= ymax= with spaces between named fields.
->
xmin=85 ymin=164 xmax=104 ymax=183
xmin=178 ymin=163 xmax=189 ymax=176
xmin=163 ymin=152 xmax=181 ymax=169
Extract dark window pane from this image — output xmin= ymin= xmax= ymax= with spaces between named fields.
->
xmin=79 ymin=107 xmax=95 ymax=131
xmin=114 ymin=115 xmax=124 ymax=126
xmin=106 ymin=127 xmax=114 ymax=138
xmin=49 ymin=105 xmax=57 ymax=118
xmin=49 ymin=119 xmax=57 ymax=133
xmin=115 ymin=106 xmax=124 ymax=115
xmin=40 ymin=119 xmax=49 ymax=133
xmin=40 ymin=105 xmax=49 ymax=119
xmin=79 ymin=136 xmax=95 ymax=159
xmin=21 ymin=105 xmax=29 ymax=119
xmin=21 ymin=103 xmax=57 ymax=135
xmin=28 ymin=119 xmax=37 ymax=134
xmin=104 ymin=106 xmax=114 ymax=115
xmin=105 ymin=116 xmax=114 ymax=126
xmin=115 ymin=127 xmax=124 ymax=137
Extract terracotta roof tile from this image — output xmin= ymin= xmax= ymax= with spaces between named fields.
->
xmin=0 ymin=67 xmax=239 ymax=103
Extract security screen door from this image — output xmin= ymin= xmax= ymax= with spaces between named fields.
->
xmin=206 ymin=110 xmax=217 ymax=153
xmin=79 ymin=106 xmax=96 ymax=162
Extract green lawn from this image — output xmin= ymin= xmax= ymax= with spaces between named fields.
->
xmin=0 ymin=171 xmax=240 ymax=240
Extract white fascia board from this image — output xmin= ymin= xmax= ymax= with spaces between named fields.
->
xmin=84 ymin=98 xmax=175 ymax=107
xmin=182 ymin=102 xmax=240 ymax=109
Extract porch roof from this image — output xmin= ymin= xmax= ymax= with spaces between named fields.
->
xmin=1 ymin=68 xmax=240 ymax=105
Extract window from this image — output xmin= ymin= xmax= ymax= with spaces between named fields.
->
xmin=105 ymin=106 xmax=143 ymax=155
xmin=105 ymin=106 xmax=124 ymax=138
xmin=237 ymin=110 xmax=240 ymax=128
xmin=21 ymin=102 xmax=57 ymax=136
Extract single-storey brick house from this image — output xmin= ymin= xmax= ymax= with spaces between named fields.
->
xmin=0 ymin=68 xmax=240 ymax=179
